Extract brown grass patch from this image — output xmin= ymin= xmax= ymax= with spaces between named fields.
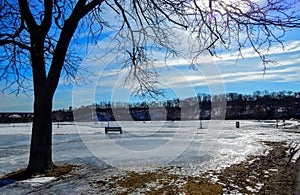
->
xmin=214 ymin=141 xmax=298 ymax=194
xmin=111 ymin=171 xmax=223 ymax=194
xmin=0 ymin=164 xmax=73 ymax=181
xmin=44 ymin=164 xmax=73 ymax=178
xmin=184 ymin=179 xmax=223 ymax=195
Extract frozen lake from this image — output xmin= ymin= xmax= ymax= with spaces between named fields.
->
xmin=0 ymin=120 xmax=299 ymax=178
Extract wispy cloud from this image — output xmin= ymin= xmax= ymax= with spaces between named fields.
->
xmin=84 ymin=38 xmax=300 ymax=97
xmin=214 ymin=40 xmax=300 ymax=61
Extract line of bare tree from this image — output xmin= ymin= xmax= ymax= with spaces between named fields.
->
xmin=67 ymin=90 xmax=300 ymax=122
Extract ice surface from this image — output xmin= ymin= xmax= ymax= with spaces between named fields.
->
xmin=0 ymin=120 xmax=299 ymax=179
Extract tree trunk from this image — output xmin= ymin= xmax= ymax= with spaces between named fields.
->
xmin=26 ymin=89 xmax=54 ymax=173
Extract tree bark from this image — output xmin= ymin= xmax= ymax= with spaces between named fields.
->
xmin=26 ymin=32 xmax=54 ymax=173
xmin=27 ymin=93 xmax=54 ymax=173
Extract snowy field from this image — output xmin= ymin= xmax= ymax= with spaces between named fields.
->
xmin=0 ymin=120 xmax=299 ymax=176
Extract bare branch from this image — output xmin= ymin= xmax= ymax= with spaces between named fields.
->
xmin=41 ymin=0 xmax=53 ymax=35
xmin=47 ymin=0 xmax=105 ymax=95
xmin=148 ymin=0 xmax=188 ymax=29
xmin=18 ymin=0 xmax=38 ymax=31
xmin=0 ymin=39 xmax=30 ymax=50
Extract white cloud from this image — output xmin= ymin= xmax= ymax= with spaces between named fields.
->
xmin=86 ymin=42 xmax=300 ymax=96
xmin=214 ymin=40 xmax=300 ymax=62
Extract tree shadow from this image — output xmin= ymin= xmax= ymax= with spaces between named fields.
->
xmin=0 ymin=168 xmax=29 ymax=187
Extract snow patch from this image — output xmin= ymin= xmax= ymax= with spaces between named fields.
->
xmin=20 ymin=177 xmax=56 ymax=186
xmin=292 ymin=149 xmax=300 ymax=163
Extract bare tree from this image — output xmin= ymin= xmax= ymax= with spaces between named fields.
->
xmin=0 ymin=0 xmax=299 ymax=174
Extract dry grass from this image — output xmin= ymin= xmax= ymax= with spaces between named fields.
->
xmin=44 ymin=164 xmax=73 ymax=178
xmin=110 ymin=171 xmax=223 ymax=195
xmin=215 ymin=141 xmax=298 ymax=194
xmin=0 ymin=164 xmax=73 ymax=181
xmin=184 ymin=179 xmax=223 ymax=195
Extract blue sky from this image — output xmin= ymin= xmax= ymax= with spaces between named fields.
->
xmin=1 ymin=4 xmax=300 ymax=112
xmin=2 ymin=29 xmax=300 ymax=112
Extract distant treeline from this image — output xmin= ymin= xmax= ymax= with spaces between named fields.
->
xmin=0 ymin=108 xmax=74 ymax=123
xmin=0 ymin=113 xmax=33 ymax=123
xmin=1 ymin=90 xmax=299 ymax=123
xmin=72 ymin=90 xmax=300 ymax=121
xmin=224 ymin=90 xmax=300 ymax=119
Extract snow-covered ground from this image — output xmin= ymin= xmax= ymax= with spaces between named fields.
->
xmin=0 ymin=120 xmax=299 ymax=192
xmin=0 ymin=120 xmax=299 ymax=174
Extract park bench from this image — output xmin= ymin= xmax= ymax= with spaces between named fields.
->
xmin=105 ymin=126 xmax=122 ymax=134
